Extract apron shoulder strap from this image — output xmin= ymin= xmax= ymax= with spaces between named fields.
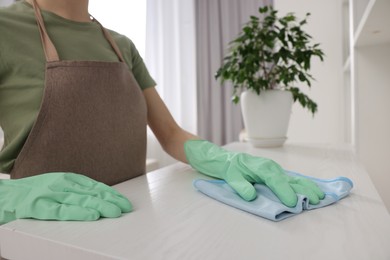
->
xmin=90 ymin=16 xmax=125 ymax=63
xmin=31 ymin=0 xmax=60 ymax=62
xmin=31 ymin=0 xmax=126 ymax=63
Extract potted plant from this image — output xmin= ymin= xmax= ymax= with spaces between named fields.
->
xmin=215 ymin=6 xmax=324 ymax=147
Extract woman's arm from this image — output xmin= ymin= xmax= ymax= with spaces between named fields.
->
xmin=142 ymin=88 xmax=325 ymax=207
xmin=143 ymin=87 xmax=199 ymax=163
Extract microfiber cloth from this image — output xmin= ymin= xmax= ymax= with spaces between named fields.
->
xmin=193 ymin=171 xmax=353 ymax=221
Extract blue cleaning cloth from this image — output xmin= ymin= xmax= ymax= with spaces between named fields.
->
xmin=193 ymin=171 xmax=353 ymax=221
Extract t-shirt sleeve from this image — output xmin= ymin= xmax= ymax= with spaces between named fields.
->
xmin=112 ymin=33 xmax=156 ymax=90
xmin=129 ymin=41 xmax=156 ymax=90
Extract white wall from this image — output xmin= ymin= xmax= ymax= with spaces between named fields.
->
xmin=0 ymin=0 xmax=13 ymax=7
xmin=274 ymin=0 xmax=345 ymax=144
xmin=356 ymin=43 xmax=390 ymax=211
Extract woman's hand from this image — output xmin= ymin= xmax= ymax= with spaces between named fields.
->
xmin=185 ymin=140 xmax=325 ymax=207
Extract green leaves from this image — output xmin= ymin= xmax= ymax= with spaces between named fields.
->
xmin=215 ymin=5 xmax=325 ymax=115
xmin=290 ymin=87 xmax=318 ymax=115
xmin=259 ymin=6 xmax=269 ymax=14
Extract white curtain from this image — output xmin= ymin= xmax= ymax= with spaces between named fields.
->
xmin=145 ymin=0 xmax=197 ymax=167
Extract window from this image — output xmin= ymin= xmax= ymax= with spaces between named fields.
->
xmin=89 ymin=1 xmax=147 ymax=58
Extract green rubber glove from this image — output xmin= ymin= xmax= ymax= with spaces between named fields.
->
xmin=184 ymin=140 xmax=325 ymax=207
xmin=0 ymin=172 xmax=132 ymax=224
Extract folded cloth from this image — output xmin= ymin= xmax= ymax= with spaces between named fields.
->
xmin=193 ymin=171 xmax=353 ymax=221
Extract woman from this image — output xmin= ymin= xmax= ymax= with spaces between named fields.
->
xmin=0 ymin=0 xmax=324 ymax=224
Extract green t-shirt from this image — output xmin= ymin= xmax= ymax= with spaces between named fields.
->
xmin=0 ymin=1 xmax=156 ymax=173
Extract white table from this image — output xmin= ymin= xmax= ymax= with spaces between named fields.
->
xmin=1 ymin=142 xmax=390 ymax=260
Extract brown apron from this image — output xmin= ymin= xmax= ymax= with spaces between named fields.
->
xmin=10 ymin=0 xmax=147 ymax=185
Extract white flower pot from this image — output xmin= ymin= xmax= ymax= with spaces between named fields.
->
xmin=240 ymin=89 xmax=293 ymax=147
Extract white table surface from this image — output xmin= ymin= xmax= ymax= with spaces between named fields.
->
xmin=1 ymin=142 xmax=390 ymax=260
